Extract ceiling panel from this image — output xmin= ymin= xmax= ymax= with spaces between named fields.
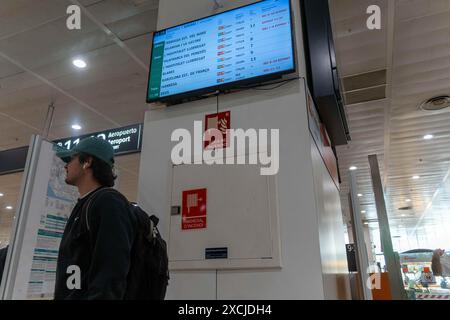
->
xmin=0 ymin=121 xmax=40 ymax=150
xmin=0 ymin=20 xmax=114 ymax=71
xmin=396 ymin=0 xmax=450 ymax=21
xmin=0 ymin=0 xmax=70 ymax=39
xmin=85 ymin=0 xmax=158 ymax=26
xmin=107 ymin=9 xmax=158 ymax=41
xmin=122 ymin=34 xmax=153 ymax=66
xmin=0 ymin=56 xmax=24 ymax=78
xmin=331 ymin=0 xmax=450 ymax=251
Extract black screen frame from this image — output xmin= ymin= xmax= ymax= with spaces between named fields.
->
xmin=146 ymin=0 xmax=297 ymax=105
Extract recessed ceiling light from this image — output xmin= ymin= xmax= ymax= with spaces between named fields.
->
xmin=0 ymin=193 xmax=3 ymax=197
xmin=357 ymin=194 xmax=363 ymax=197
xmin=401 ymin=214 xmax=406 ymax=217
xmin=5 ymin=206 xmax=13 ymax=210
xmin=412 ymin=175 xmax=420 ymax=180
xmin=72 ymin=59 xmax=87 ymax=68
xmin=71 ymin=124 xmax=82 ymax=130
xmin=405 ymin=199 xmax=411 ymax=202
xmin=423 ymin=134 xmax=434 ymax=140
xmin=419 ymin=95 xmax=450 ymax=111
xmin=349 ymin=166 xmax=357 ymax=171
xmin=361 ymin=210 xmax=366 ymax=214
xmin=364 ymin=222 xmax=369 ymax=225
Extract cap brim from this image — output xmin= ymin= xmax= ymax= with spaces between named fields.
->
xmin=53 ymin=144 xmax=76 ymax=163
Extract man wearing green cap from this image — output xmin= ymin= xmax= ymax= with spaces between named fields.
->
xmin=53 ymin=137 xmax=137 ymax=300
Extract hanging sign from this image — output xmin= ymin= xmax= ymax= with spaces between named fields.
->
xmin=53 ymin=123 xmax=143 ymax=156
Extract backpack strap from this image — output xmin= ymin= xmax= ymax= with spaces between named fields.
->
xmin=149 ymin=214 xmax=162 ymax=238
xmin=81 ymin=187 xmax=127 ymax=231
xmin=149 ymin=215 xmax=159 ymax=227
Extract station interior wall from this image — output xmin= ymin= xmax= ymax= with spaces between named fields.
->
xmin=137 ymin=0 xmax=350 ymax=299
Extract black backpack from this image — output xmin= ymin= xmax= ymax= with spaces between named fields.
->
xmin=126 ymin=204 xmax=170 ymax=300
xmin=82 ymin=188 xmax=169 ymax=300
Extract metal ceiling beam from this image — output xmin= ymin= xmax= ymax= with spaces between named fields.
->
xmin=348 ymin=170 xmax=373 ymax=300
xmin=368 ymin=154 xmax=407 ymax=300
xmin=382 ymin=0 xmax=396 ymax=189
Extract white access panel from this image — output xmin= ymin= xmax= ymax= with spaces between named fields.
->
xmin=169 ymin=159 xmax=281 ymax=270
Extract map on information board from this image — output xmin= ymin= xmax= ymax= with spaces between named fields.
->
xmin=25 ymin=155 xmax=78 ymax=299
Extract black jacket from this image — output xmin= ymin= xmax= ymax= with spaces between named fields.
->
xmin=0 ymin=245 xmax=8 ymax=281
xmin=54 ymin=187 xmax=137 ymax=300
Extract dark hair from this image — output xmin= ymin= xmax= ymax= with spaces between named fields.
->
xmin=78 ymin=152 xmax=117 ymax=187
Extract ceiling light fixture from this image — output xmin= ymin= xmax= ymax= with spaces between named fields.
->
xmin=423 ymin=134 xmax=434 ymax=140
xmin=72 ymin=59 xmax=87 ymax=69
xmin=349 ymin=166 xmax=357 ymax=171
xmin=0 ymin=193 xmax=3 ymax=197
xmin=405 ymin=199 xmax=411 ymax=202
xmin=71 ymin=124 xmax=82 ymax=130
xmin=419 ymin=95 xmax=450 ymax=111
xmin=357 ymin=194 xmax=363 ymax=197
xmin=6 ymin=206 xmax=13 ymax=210
xmin=361 ymin=210 xmax=366 ymax=214
xmin=412 ymin=175 xmax=420 ymax=180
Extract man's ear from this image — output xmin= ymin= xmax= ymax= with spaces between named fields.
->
xmin=83 ymin=157 xmax=93 ymax=169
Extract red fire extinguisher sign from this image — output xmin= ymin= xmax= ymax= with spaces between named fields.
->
xmin=182 ymin=188 xmax=207 ymax=230
xmin=204 ymin=111 xmax=230 ymax=149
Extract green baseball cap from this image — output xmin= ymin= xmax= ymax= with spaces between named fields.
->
xmin=55 ymin=136 xmax=114 ymax=167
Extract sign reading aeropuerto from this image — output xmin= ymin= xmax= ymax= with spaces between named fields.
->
xmin=53 ymin=123 xmax=143 ymax=155
xmin=0 ymin=124 xmax=143 ymax=176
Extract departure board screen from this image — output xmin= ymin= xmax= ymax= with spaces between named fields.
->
xmin=147 ymin=0 xmax=295 ymax=102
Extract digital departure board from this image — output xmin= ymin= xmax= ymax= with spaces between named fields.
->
xmin=147 ymin=0 xmax=295 ymax=103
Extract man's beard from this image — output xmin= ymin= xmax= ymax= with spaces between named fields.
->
xmin=65 ymin=174 xmax=76 ymax=186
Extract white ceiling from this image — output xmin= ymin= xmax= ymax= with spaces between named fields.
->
xmin=1 ymin=0 xmax=450 ymax=253
xmin=330 ymin=0 xmax=450 ymax=251
xmin=0 ymin=172 xmax=22 ymax=246
xmin=0 ymin=0 xmax=157 ymax=245
xmin=0 ymin=0 xmax=158 ymax=151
